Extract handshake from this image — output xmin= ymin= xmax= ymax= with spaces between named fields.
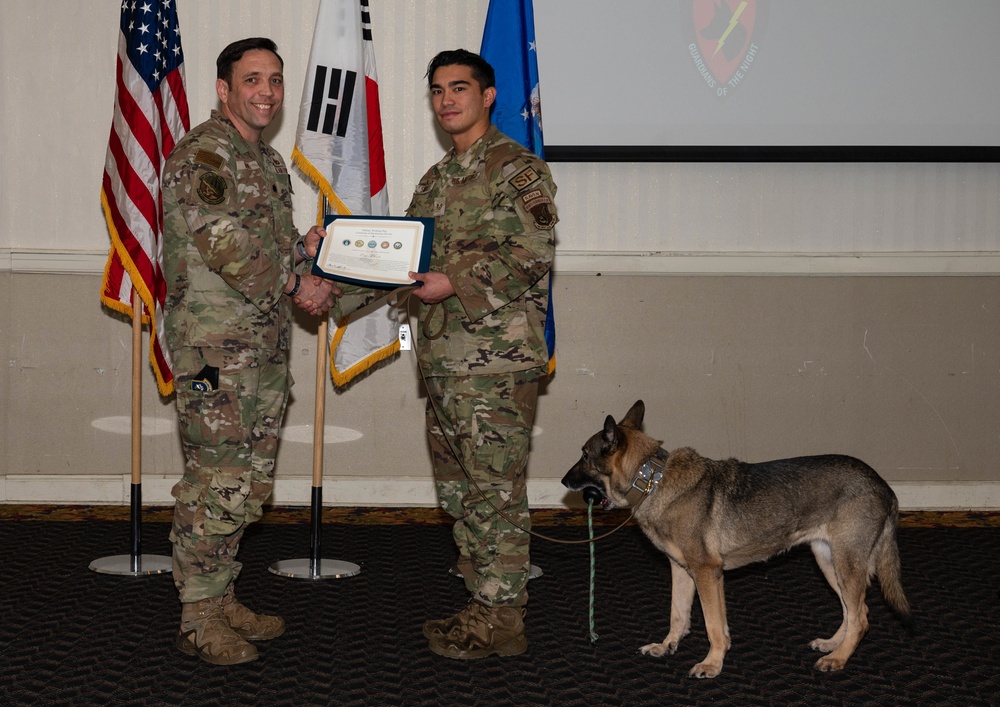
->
xmin=289 ymin=273 xmax=341 ymax=317
xmin=286 ymin=224 xmax=342 ymax=317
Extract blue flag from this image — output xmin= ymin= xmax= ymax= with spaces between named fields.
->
xmin=481 ymin=0 xmax=544 ymax=158
xmin=481 ymin=0 xmax=555 ymax=372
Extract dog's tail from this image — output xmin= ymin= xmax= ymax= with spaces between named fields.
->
xmin=874 ymin=509 xmax=914 ymax=633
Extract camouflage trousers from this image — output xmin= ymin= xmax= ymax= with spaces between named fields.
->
xmin=169 ymin=347 xmax=291 ymax=603
xmin=424 ymin=370 xmax=541 ymax=608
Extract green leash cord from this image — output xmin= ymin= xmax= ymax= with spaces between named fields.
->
xmin=587 ymin=498 xmax=599 ymax=643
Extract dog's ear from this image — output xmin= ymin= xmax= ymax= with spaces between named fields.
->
xmin=602 ymin=414 xmax=619 ymax=449
xmin=621 ymin=400 xmax=645 ymax=429
xmin=601 ymin=415 xmax=626 ymax=454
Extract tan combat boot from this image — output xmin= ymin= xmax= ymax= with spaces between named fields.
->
xmin=221 ymin=585 xmax=285 ymax=641
xmin=427 ymin=601 xmax=527 ymax=659
xmin=175 ymin=596 xmax=259 ymax=665
xmin=423 ymin=600 xmax=475 ymax=640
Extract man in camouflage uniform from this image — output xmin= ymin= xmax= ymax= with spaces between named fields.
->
xmin=405 ymin=49 xmax=557 ymax=659
xmin=162 ymin=37 xmax=339 ymax=666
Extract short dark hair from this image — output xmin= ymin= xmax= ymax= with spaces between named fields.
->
xmin=426 ymin=49 xmax=495 ymax=91
xmin=217 ymin=37 xmax=283 ymax=84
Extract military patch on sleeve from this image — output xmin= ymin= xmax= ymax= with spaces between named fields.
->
xmin=197 ymin=172 xmax=227 ymax=205
xmin=194 ymin=149 xmax=224 ymax=171
xmin=520 ymin=189 xmax=557 ymax=229
xmin=508 ymin=166 xmax=540 ymax=192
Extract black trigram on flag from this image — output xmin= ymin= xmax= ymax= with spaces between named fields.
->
xmin=306 ymin=65 xmax=357 ymax=137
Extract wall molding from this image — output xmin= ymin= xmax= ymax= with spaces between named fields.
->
xmin=2 ymin=249 xmax=110 ymax=275
xmin=2 ymin=474 xmax=999 ymax=511
xmin=2 ymin=248 xmax=998 ymax=276
xmin=555 ymin=250 xmax=1000 ymax=276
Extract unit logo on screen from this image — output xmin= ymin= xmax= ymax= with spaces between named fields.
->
xmin=687 ymin=0 xmax=765 ymax=98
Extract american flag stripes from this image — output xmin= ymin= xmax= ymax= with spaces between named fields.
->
xmin=100 ymin=0 xmax=189 ymax=396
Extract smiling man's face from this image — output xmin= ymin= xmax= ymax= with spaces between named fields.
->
xmin=430 ymin=63 xmax=495 ymax=153
xmin=217 ymin=48 xmax=284 ymax=142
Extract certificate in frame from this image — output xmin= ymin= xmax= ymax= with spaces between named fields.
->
xmin=312 ymin=215 xmax=435 ymax=288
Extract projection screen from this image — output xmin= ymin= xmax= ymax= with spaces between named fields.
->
xmin=533 ymin=0 xmax=1000 ymax=161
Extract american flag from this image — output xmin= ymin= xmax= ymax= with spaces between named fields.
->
xmin=100 ymin=0 xmax=190 ymax=396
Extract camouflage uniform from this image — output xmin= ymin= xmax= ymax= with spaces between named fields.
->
xmin=162 ymin=110 xmax=307 ymax=603
xmin=406 ymin=125 xmax=557 ymax=608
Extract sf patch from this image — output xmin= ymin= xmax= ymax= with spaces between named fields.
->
xmin=520 ymin=189 xmax=556 ymax=229
xmin=197 ymin=172 xmax=227 ymax=205
xmin=508 ymin=166 xmax=540 ymax=191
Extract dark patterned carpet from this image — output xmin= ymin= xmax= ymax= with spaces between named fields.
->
xmin=0 ymin=507 xmax=998 ymax=706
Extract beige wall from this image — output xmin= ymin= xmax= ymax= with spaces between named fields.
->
xmin=3 ymin=270 xmax=998 ymax=509
xmin=1 ymin=1 xmax=998 ymax=508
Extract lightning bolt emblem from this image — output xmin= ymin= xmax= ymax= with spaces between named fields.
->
xmin=713 ymin=1 xmax=748 ymax=57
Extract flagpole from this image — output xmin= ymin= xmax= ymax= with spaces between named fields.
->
xmin=90 ymin=289 xmax=172 ymax=577
xmin=311 ymin=316 xmax=328 ymax=573
xmin=269 ymin=198 xmax=360 ymax=580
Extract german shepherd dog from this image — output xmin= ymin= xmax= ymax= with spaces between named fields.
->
xmin=561 ymin=400 xmax=911 ymax=679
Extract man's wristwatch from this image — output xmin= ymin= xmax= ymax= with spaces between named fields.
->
xmin=285 ymin=273 xmax=301 ymax=297
xmin=296 ymin=239 xmax=309 ymax=261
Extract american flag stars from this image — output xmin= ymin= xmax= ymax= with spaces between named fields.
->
xmin=120 ymin=0 xmax=182 ymax=90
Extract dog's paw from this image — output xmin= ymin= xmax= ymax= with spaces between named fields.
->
xmin=688 ymin=660 xmax=722 ymax=679
xmin=638 ymin=642 xmax=674 ymax=658
xmin=814 ymin=655 xmax=847 ymax=672
xmin=809 ymin=637 xmax=839 ymax=653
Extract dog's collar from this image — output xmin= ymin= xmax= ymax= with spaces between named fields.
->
xmin=626 ymin=448 xmax=669 ymax=497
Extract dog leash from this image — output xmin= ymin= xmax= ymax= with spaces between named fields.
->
xmin=419 ymin=362 xmax=648 ymax=547
xmin=584 ymin=487 xmax=602 ymax=643
xmin=384 ymin=286 xmax=652 ymax=546
xmin=385 ymin=286 xmax=445 ymax=340
xmin=391 ymin=290 xmax=661 ymax=642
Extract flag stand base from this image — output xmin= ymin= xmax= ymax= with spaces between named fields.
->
xmin=90 ymin=483 xmax=172 ymax=576
xmin=268 ymin=486 xmax=360 ymax=580
xmin=90 ymin=554 xmax=172 ymax=576
xmin=267 ymin=558 xmax=361 ymax=580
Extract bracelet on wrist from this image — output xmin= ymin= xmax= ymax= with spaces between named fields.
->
xmin=286 ymin=273 xmax=301 ymax=298
xmin=296 ymin=239 xmax=309 ymax=261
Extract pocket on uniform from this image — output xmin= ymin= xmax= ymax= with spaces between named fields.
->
xmin=478 ymin=423 xmax=531 ymax=481
xmin=171 ymin=468 xmax=250 ymax=537
xmin=201 ymin=470 xmax=251 ymax=535
xmin=176 ymin=386 xmax=244 ymax=448
xmin=171 ymin=477 xmax=204 ymax=506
